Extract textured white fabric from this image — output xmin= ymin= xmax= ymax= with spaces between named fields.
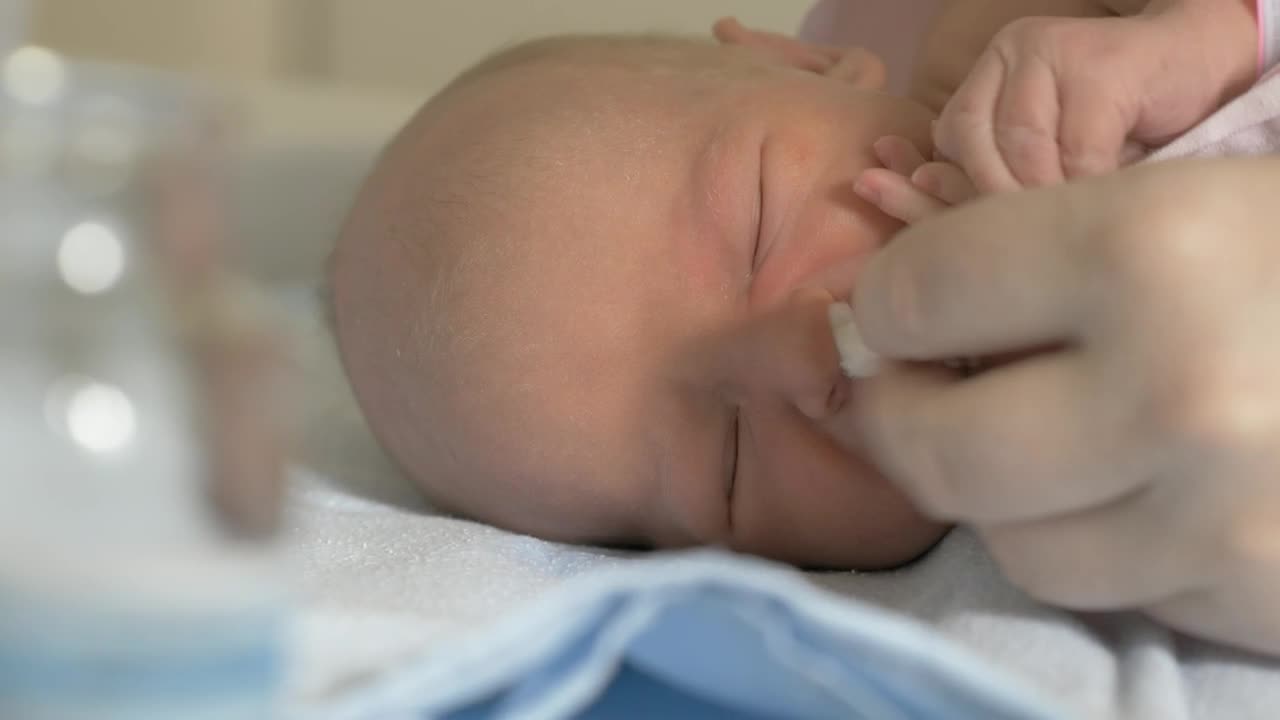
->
xmin=285 ymin=468 xmax=1280 ymax=719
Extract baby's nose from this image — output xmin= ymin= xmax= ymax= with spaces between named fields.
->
xmin=771 ymin=289 xmax=851 ymax=420
xmin=792 ymin=370 xmax=851 ymax=421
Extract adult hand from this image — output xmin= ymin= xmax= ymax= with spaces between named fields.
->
xmin=846 ymin=157 xmax=1280 ymax=655
xmin=934 ymin=1 xmax=1256 ymax=193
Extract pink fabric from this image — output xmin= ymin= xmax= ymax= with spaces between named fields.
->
xmin=1258 ymin=0 xmax=1266 ymax=74
xmin=1260 ymin=0 xmax=1280 ymax=74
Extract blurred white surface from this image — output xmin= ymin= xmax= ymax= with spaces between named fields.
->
xmin=325 ymin=0 xmax=810 ymax=92
xmin=22 ymin=2 xmax=811 ymax=291
xmin=0 ymin=0 xmax=28 ymax=57
xmin=29 ymin=1 xmax=811 ymax=93
xmin=228 ymin=84 xmax=418 ymax=287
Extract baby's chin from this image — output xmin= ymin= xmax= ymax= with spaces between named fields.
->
xmin=715 ymin=462 xmax=952 ymax=571
xmin=756 ymin=509 xmax=951 ymax=572
xmin=837 ymin=512 xmax=952 ymax=570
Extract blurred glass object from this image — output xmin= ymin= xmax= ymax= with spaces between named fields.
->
xmin=56 ymin=220 xmax=126 ymax=294
xmin=0 ymin=43 xmax=287 ymax=720
xmin=62 ymin=379 xmax=137 ymax=452
xmin=4 ymin=45 xmax=66 ymax=105
xmin=0 ymin=0 xmax=28 ymax=60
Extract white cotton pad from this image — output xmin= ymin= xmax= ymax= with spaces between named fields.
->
xmin=827 ymin=302 xmax=880 ymax=379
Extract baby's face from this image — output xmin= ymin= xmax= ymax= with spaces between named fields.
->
xmin=625 ymin=56 xmax=948 ymax=567
xmin=339 ymin=40 xmax=949 ymax=569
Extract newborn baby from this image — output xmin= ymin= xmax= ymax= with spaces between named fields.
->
xmin=333 ymin=32 xmax=940 ymax=569
xmin=330 ymin=2 xmax=1178 ymax=569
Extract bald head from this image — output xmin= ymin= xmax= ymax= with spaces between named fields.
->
xmin=331 ymin=35 xmax=754 ymax=542
xmin=330 ymin=24 xmax=956 ymax=569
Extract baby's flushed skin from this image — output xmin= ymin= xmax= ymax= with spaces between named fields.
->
xmin=331 ymin=0 xmax=1167 ymax=569
xmin=332 ymin=35 xmax=949 ymax=568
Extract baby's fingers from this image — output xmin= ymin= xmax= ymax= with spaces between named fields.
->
xmin=856 ymin=168 xmax=948 ymax=225
xmin=873 ymin=136 xmax=929 ymax=178
xmin=911 ymin=162 xmax=979 ymax=206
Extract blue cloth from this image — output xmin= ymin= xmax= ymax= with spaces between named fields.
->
xmin=317 ymin=550 xmax=1067 ymax=720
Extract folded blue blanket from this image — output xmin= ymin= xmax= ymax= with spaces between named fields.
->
xmin=319 ymin=550 xmax=1066 ymax=720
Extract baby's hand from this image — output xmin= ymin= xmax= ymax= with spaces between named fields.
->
xmin=855 ymin=136 xmax=977 ymax=225
xmin=935 ymin=6 xmax=1255 ymax=193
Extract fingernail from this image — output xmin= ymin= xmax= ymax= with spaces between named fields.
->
xmin=853 ymin=179 xmax=879 ymax=204
xmin=911 ymin=168 xmax=940 ymax=195
xmin=828 ymin=302 xmax=880 ymax=379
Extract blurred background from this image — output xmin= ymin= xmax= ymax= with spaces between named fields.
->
xmin=11 ymin=1 xmax=813 ymax=509
xmin=3 ymin=4 xmax=811 ymax=712
xmin=32 ymin=0 xmax=809 ymax=92
xmin=22 ymin=1 xmax=813 ymax=495
xmin=27 ymin=0 xmax=811 ymax=283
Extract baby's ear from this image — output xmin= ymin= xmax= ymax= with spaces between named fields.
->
xmin=712 ymin=17 xmax=886 ymax=91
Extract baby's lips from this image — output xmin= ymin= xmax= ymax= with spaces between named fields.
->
xmin=827 ymin=302 xmax=881 ymax=379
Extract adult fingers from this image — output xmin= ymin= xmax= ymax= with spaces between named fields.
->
xmin=980 ymin=485 xmax=1215 ymax=609
xmin=991 ymin=56 xmax=1064 ymax=187
xmin=1056 ymin=75 xmax=1134 ymax=179
xmin=852 ymin=184 xmax=1091 ymax=361
xmin=855 ymin=351 xmax=1152 ymax=524
xmin=934 ymin=51 xmax=1021 ymax=193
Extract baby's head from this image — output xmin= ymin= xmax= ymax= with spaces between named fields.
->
xmin=331 ymin=27 xmax=948 ymax=569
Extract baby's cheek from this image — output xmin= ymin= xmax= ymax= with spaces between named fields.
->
xmin=729 ymin=425 xmax=946 ymax=569
xmin=753 ymin=214 xmax=889 ymax=309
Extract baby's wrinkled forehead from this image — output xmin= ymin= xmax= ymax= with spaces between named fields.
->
xmin=332 ymin=31 xmax=784 ymax=545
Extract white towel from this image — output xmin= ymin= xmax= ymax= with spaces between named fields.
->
xmin=285 ymin=461 xmax=1280 ymax=719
